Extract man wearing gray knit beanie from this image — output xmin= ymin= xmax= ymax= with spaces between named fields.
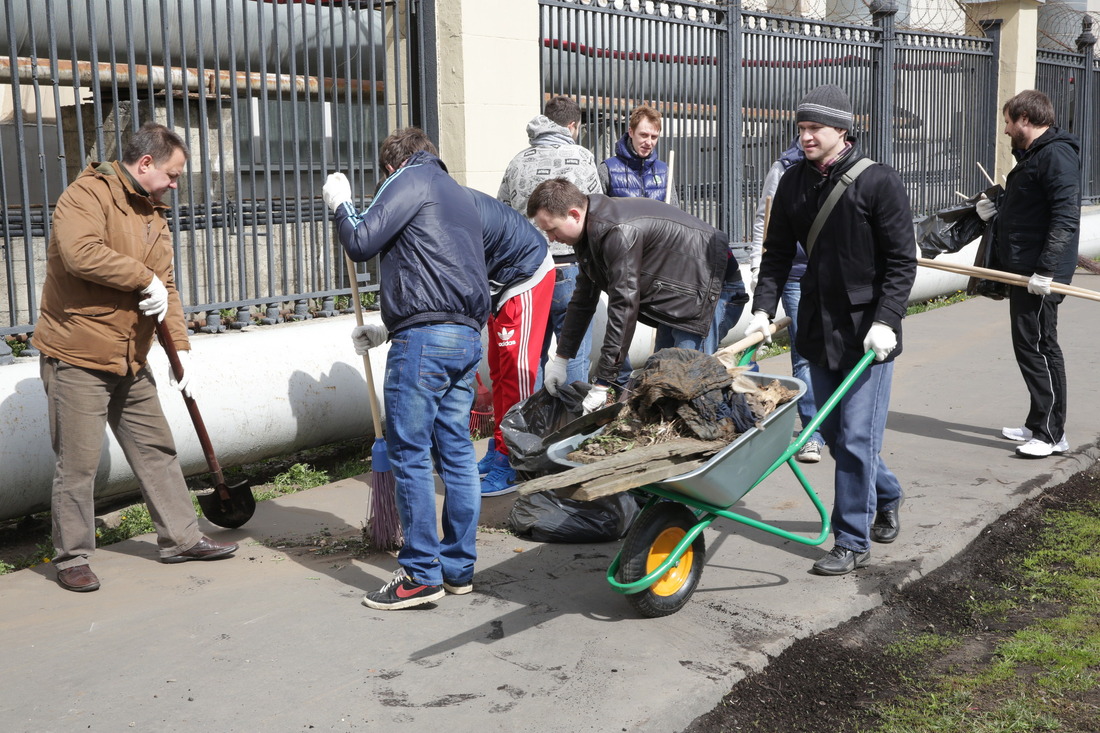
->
xmin=795 ymin=84 xmax=854 ymax=131
xmin=745 ymin=84 xmax=917 ymax=576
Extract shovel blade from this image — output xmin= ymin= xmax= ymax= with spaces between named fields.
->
xmin=197 ymin=480 xmax=256 ymax=529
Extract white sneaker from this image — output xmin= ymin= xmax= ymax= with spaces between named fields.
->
xmin=1015 ymin=437 xmax=1069 ymax=458
xmin=1001 ymin=426 xmax=1032 ymax=442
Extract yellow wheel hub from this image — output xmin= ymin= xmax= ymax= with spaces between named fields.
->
xmin=646 ymin=526 xmax=693 ymax=596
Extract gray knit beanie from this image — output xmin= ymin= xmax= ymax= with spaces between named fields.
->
xmin=796 ymin=85 xmax=853 ymax=130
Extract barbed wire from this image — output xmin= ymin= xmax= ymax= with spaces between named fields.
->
xmin=742 ymin=0 xmax=1098 ymax=51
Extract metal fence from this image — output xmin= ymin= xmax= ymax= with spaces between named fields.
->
xmin=540 ymin=0 xmax=998 ymax=243
xmin=1035 ymin=17 xmax=1098 ymax=203
xmin=540 ymin=0 xmax=730 ymax=230
xmin=0 ymin=0 xmax=432 ymax=340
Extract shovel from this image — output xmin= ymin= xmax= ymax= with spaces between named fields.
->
xmin=155 ymin=320 xmax=256 ymax=529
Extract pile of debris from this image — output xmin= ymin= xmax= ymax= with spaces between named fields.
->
xmin=568 ymin=347 xmax=798 ymax=463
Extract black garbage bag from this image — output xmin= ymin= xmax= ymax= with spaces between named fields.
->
xmin=507 ymin=490 xmax=644 ymax=543
xmin=499 ymin=382 xmax=590 ymax=476
xmin=915 ymin=204 xmax=988 ymax=258
xmin=915 ymin=184 xmax=1002 ymax=259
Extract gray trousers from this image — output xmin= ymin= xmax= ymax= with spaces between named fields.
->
xmin=41 ymin=356 xmax=201 ymax=568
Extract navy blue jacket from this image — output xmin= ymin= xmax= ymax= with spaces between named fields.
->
xmin=334 ymin=151 xmax=489 ymax=334
xmin=467 ymin=188 xmax=547 ymax=311
xmin=990 ymin=127 xmax=1080 ymax=283
xmin=602 ymin=133 xmax=670 ymax=200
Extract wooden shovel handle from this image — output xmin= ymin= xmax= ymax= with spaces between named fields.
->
xmin=917 ymin=259 xmax=1100 ymax=303
xmin=714 ymin=316 xmax=792 ymax=361
xmin=155 ymin=320 xmax=226 ymax=484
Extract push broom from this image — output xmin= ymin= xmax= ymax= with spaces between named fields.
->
xmin=344 ymin=252 xmax=403 ymax=550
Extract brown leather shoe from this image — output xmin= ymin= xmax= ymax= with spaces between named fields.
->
xmin=57 ymin=564 xmax=101 ymax=592
xmin=161 ymin=536 xmax=238 ymax=564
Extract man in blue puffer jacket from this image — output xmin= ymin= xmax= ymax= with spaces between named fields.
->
xmin=598 ymin=104 xmax=679 ymax=206
xmin=324 ymin=128 xmax=489 ymax=611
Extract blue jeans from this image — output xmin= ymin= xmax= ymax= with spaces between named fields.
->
xmin=384 ymin=324 xmax=482 ymax=585
xmin=782 ymin=281 xmax=822 ymax=447
xmin=654 ymin=279 xmax=747 ymax=354
xmin=538 ymin=265 xmax=593 ymax=386
xmin=808 ymin=359 xmax=903 ymax=553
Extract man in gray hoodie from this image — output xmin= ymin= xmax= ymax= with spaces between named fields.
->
xmin=499 ymin=96 xmax=603 ymax=399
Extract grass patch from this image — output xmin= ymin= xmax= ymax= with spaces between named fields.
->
xmin=871 ymin=502 xmax=1100 ymax=732
xmin=905 ymin=289 xmax=971 ymax=316
xmin=0 ymin=438 xmax=372 ymax=576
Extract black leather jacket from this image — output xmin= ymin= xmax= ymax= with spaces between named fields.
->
xmin=557 ymin=195 xmax=734 ymax=381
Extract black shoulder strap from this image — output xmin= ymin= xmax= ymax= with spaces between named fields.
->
xmin=804 ymin=157 xmax=875 ymax=258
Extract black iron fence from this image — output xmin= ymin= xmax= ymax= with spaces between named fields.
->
xmin=0 ymin=0 xmax=433 ymax=340
xmin=541 ymin=0 xmax=999 ymax=243
xmin=1035 ymin=17 xmax=1098 ymax=203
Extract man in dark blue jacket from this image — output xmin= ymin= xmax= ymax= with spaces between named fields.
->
xmin=976 ymin=89 xmax=1080 ymax=458
xmin=747 ymin=85 xmax=916 ymax=576
xmin=324 ymin=128 xmax=489 ymax=610
xmin=467 ymin=189 xmax=555 ymax=497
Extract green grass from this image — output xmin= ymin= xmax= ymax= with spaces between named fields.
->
xmin=872 ymin=502 xmax=1100 ymax=732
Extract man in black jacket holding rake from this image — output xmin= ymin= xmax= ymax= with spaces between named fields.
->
xmin=976 ymin=89 xmax=1080 ymax=459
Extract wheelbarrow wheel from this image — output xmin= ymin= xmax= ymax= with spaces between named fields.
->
xmin=619 ymin=502 xmax=705 ymax=618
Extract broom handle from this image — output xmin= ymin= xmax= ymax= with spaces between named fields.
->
xmin=917 ymin=258 xmax=1100 ymax=303
xmin=344 ymin=252 xmax=385 ymax=437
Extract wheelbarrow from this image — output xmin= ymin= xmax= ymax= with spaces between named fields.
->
xmin=547 ymin=330 xmax=877 ymax=617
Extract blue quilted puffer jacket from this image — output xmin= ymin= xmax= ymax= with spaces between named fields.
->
xmin=603 ymin=133 xmax=669 ymax=200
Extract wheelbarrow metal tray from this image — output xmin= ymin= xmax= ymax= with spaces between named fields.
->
xmin=547 ymin=373 xmax=806 ymax=508
xmin=659 ymin=373 xmax=805 ymax=507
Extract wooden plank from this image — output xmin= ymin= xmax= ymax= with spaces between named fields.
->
xmin=563 ymin=457 xmax=710 ymax=501
xmin=515 ymin=438 xmax=725 ymax=496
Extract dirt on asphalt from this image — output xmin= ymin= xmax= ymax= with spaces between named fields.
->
xmin=685 ymin=454 xmax=1100 ymax=733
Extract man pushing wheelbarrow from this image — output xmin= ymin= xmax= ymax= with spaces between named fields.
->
xmin=746 ymin=85 xmax=917 ymax=576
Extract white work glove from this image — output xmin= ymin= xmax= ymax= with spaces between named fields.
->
xmin=581 ymin=384 xmax=610 ymax=415
xmin=1027 ymin=273 xmax=1053 ymax=296
xmin=323 ymin=172 xmax=353 ymax=214
xmin=544 ymin=354 xmax=569 ymax=396
xmin=139 ymin=274 xmax=169 ymax=323
xmin=351 ymin=324 xmax=388 ymax=355
xmin=744 ymin=310 xmax=773 ymax=345
xmin=170 ymin=349 xmax=194 ymax=399
xmin=975 ymin=193 xmax=997 ymax=222
xmin=863 ymin=321 xmax=897 ymax=362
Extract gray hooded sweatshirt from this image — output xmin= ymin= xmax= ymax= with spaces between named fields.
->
xmin=498 ymin=115 xmax=603 ymax=260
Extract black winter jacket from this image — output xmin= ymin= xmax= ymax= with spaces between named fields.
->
xmin=753 ymin=141 xmax=916 ymax=371
xmin=990 ymin=127 xmax=1080 ymax=283
xmin=558 ymin=194 xmax=735 ymax=381
xmin=334 ymin=152 xmax=489 ymax=334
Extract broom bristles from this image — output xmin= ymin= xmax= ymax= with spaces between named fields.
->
xmin=366 ymin=437 xmax=404 ymax=550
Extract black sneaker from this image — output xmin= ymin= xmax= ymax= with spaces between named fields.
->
xmin=362 ymin=568 xmax=444 ymax=610
xmin=811 ymin=546 xmax=870 ymax=576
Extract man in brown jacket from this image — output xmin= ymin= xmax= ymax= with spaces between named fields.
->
xmin=35 ymin=122 xmax=237 ymax=592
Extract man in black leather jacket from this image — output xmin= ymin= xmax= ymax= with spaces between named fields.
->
xmin=527 ymin=178 xmax=746 ymax=414
xmin=976 ymin=89 xmax=1080 ymax=458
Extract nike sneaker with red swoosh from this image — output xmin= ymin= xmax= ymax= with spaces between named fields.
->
xmin=362 ymin=567 xmax=444 ymax=610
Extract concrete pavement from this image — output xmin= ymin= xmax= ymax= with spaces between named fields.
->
xmin=3 ymin=273 xmax=1099 ymax=733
